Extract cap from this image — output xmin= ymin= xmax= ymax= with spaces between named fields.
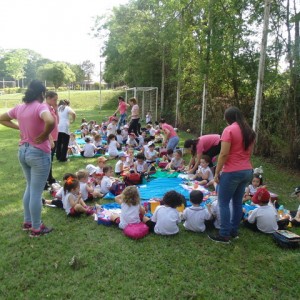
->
xmin=252 ymin=187 xmax=270 ymax=204
xmin=291 ymin=186 xmax=300 ymax=197
xmin=118 ymin=152 xmax=128 ymax=157
xmin=97 ymin=156 xmax=108 ymax=163
xmin=86 ymin=164 xmax=97 ymax=175
xmin=123 ymin=125 xmax=129 ymax=129
xmin=148 ymin=141 xmax=155 ymax=147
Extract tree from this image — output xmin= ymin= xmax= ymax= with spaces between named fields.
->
xmin=37 ymin=62 xmax=75 ymax=89
xmin=70 ymin=64 xmax=85 ymax=84
xmin=81 ymin=60 xmax=95 ymax=81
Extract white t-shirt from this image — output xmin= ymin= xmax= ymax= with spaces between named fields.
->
xmin=115 ymin=160 xmax=123 ymax=173
xmin=182 ymin=206 xmax=211 ymax=233
xmin=197 ymin=166 xmax=213 ymax=181
xmin=210 ymin=200 xmax=221 ymax=229
xmin=55 ymin=187 xmax=64 ymax=200
xmin=247 ymin=184 xmax=258 ymax=195
xmin=62 ymin=192 xmax=74 ymax=214
xmin=149 ymin=127 xmax=156 ymax=136
xmin=124 ymin=157 xmax=134 ymax=168
xmin=108 ymin=140 xmax=119 ymax=157
xmin=116 ymin=134 xmax=123 ymax=144
xmin=146 ymin=114 xmax=151 ymax=123
xmin=138 ymin=135 xmax=144 ymax=147
xmin=248 ymin=205 xmax=278 ymax=233
xmin=79 ymin=182 xmax=89 ymax=201
xmin=151 ymin=206 xmax=180 ymax=235
xmin=170 ymin=157 xmax=184 ymax=169
xmin=119 ymin=203 xmax=141 ymax=229
xmin=107 ymin=123 xmax=117 ymax=136
xmin=58 ymin=106 xmax=73 ymax=134
xmin=100 ymin=175 xmax=113 ymax=194
xmin=126 ymin=137 xmax=138 ymax=147
xmin=134 ymin=161 xmax=147 ymax=173
xmin=83 ymin=143 xmax=96 ymax=157
xmin=145 ymin=149 xmax=157 ymax=161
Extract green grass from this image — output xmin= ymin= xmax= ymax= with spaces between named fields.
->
xmin=0 ymin=91 xmax=300 ymax=299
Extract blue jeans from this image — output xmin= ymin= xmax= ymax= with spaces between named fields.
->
xmin=167 ymin=136 xmax=179 ymax=150
xmin=218 ymin=169 xmax=252 ymax=237
xmin=18 ymin=144 xmax=51 ymax=230
xmin=117 ymin=113 xmax=127 ymax=129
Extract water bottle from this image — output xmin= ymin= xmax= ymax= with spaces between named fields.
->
xmin=278 ymin=205 xmax=284 ymax=218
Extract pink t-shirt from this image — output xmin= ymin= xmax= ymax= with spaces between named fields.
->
xmin=162 ymin=123 xmax=177 ymax=138
xmin=197 ymin=134 xmax=220 ymax=154
xmin=131 ymin=104 xmax=139 ymax=119
xmin=221 ymin=122 xmax=253 ymax=172
xmin=48 ymin=104 xmax=58 ymax=141
xmin=8 ymin=101 xmax=51 ymax=153
xmin=119 ymin=101 xmax=127 ymax=115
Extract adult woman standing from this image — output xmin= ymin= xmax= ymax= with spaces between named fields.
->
xmin=114 ymin=96 xmax=129 ymax=129
xmin=159 ymin=119 xmax=179 ymax=151
xmin=0 ymin=80 xmax=55 ymax=237
xmin=56 ymin=99 xmax=76 ymax=162
xmin=184 ymin=134 xmax=221 ymax=173
xmin=128 ymin=97 xmax=140 ymax=137
xmin=45 ymin=91 xmax=58 ymax=187
xmin=209 ymin=107 xmax=256 ymax=243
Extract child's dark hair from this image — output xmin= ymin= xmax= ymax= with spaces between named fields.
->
xmin=201 ymin=154 xmax=211 ymax=164
xmin=162 ymin=190 xmax=184 ymax=208
xmin=64 ymin=177 xmax=80 ymax=193
xmin=175 ymin=150 xmax=183 ymax=157
xmin=149 ymin=136 xmax=155 ymax=141
xmin=62 ymin=173 xmax=77 ymax=181
xmin=116 ymin=129 xmax=121 ymax=134
xmin=136 ymin=153 xmax=145 ymax=160
xmin=190 ymin=190 xmax=203 ymax=205
xmin=45 ymin=91 xmax=57 ymax=99
xmin=107 ymin=134 xmax=116 ymax=144
xmin=253 ymin=173 xmax=263 ymax=185
xmin=85 ymin=137 xmax=91 ymax=143
xmin=103 ymin=166 xmax=113 ymax=174
xmin=144 ymin=137 xmax=151 ymax=143
xmin=167 ymin=149 xmax=174 ymax=155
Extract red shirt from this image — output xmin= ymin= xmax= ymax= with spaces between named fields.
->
xmin=119 ymin=101 xmax=127 ymax=115
xmin=196 ymin=134 xmax=220 ymax=154
xmin=162 ymin=123 xmax=177 ymax=138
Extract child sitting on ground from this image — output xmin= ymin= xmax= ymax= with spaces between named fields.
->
xmin=124 ymin=148 xmax=135 ymax=170
xmin=146 ymin=123 xmax=156 ymax=137
xmin=193 ymin=155 xmax=213 ymax=186
xmin=115 ymin=152 xmax=127 ymax=176
xmin=100 ymin=166 xmax=117 ymax=195
xmin=110 ymin=186 xmax=146 ymax=229
xmin=68 ymin=133 xmax=81 ymax=156
xmin=62 ymin=177 xmax=94 ymax=217
xmin=107 ymin=134 xmax=120 ymax=158
xmin=182 ymin=190 xmax=211 ymax=233
xmin=166 ymin=149 xmax=184 ymax=171
xmin=134 ymin=153 xmax=148 ymax=174
xmin=145 ymin=190 xmax=184 ymax=235
xmin=94 ymin=134 xmax=103 ymax=152
xmin=81 ymin=137 xmax=97 ymax=158
xmin=145 ymin=142 xmax=158 ymax=164
xmin=77 ymin=170 xmax=103 ymax=200
xmin=126 ymin=133 xmax=138 ymax=148
xmin=116 ymin=129 xmax=124 ymax=147
xmin=162 ymin=149 xmax=174 ymax=162
xmin=243 ymin=173 xmax=264 ymax=203
xmin=107 ymin=117 xmax=118 ymax=136
xmin=244 ymin=188 xmax=288 ymax=233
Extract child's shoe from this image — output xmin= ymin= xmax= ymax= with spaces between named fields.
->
xmin=29 ymin=224 xmax=53 ymax=238
xmin=86 ymin=207 xmax=95 ymax=216
xmin=22 ymin=222 xmax=32 ymax=231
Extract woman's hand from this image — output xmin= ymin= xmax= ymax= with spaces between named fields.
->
xmin=214 ymin=174 xmax=220 ymax=184
xmin=35 ymin=132 xmax=49 ymax=144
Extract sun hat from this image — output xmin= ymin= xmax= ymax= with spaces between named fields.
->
xmin=97 ymin=156 xmax=108 ymax=163
xmin=252 ymin=187 xmax=270 ymax=204
xmin=291 ymin=186 xmax=300 ymax=197
xmin=86 ymin=164 xmax=97 ymax=175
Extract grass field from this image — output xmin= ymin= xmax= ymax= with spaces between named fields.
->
xmin=0 ymin=91 xmax=300 ymax=299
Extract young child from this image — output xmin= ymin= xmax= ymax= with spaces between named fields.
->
xmin=145 ymin=190 xmax=184 ymax=235
xmin=193 ymin=155 xmax=213 ymax=185
xmin=124 ymin=148 xmax=135 ymax=170
xmin=290 ymin=186 xmax=300 ymax=226
xmin=182 ymin=190 xmax=211 ymax=233
xmin=107 ymin=134 xmax=120 ymax=158
xmin=146 ymin=124 xmax=156 ymax=137
xmin=100 ymin=166 xmax=115 ymax=194
xmin=134 ymin=153 xmax=148 ymax=174
xmin=146 ymin=111 xmax=152 ymax=124
xmin=107 ymin=117 xmax=118 ymax=136
xmin=94 ymin=134 xmax=103 ymax=149
xmin=95 ymin=156 xmax=107 ymax=175
xmin=162 ymin=149 xmax=174 ymax=162
xmin=81 ymin=137 xmax=97 ymax=158
xmin=116 ymin=129 xmax=124 ymax=147
xmin=145 ymin=142 xmax=158 ymax=164
xmin=126 ymin=133 xmax=138 ymax=148
xmin=100 ymin=125 xmax=108 ymax=141
xmin=121 ymin=124 xmax=129 ymax=144
xmin=243 ymin=173 xmax=264 ymax=203
xmin=137 ymin=131 xmax=146 ymax=149
xmin=68 ymin=133 xmax=81 ymax=156
xmin=77 ymin=170 xmax=103 ymax=200
xmin=115 ymin=152 xmax=127 ymax=176
xmin=110 ymin=186 xmax=145 ymax=229
xmin=244 ymin=188 xmax=283 ymax=233
xmin=80 ymin=123 xmax=88 ymax=138
xmin=166 ymin=149 xmax=184 ymax=171
xmin=62 ymin=177 xmax=94 ymax=217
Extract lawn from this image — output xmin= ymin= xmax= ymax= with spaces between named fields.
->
xmin=0 ymin=90 xmax=299 ymax=299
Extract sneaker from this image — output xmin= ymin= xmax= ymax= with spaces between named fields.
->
xmin=30 ymin=225 xmax=53 ymax=238
xmin=22 ymin=222 xmax=32 ymax=231
xmin=86 ymin=208 xmax=95 ymax=216
xmin=231 ymin=233 xmax=239 ymax=239
xmin=208 ymin=234 xmax=231 ymax=244
xmin=42 ymin=198 xmax=46 ymax=205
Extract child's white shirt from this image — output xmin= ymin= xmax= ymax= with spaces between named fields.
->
xmin=170 ymin=157 xmax=184 ymax=169
xmin=115 ymin=160 xmax=123 ymax=173
xmin=119 ymin=203 xmax=141 ymax=229
xmin=94 ymin=140 xmax=102 ymax=147
xmin=126 ymin=137 xmax=138 ymax=147
xmin=79 ymin=182 xmax=89 ymax=201
xmin=121 ymin=129 xmax=128 ymax=140
xmin=197 ymin=166 xmax=213 ymax=181
xmin=248 ymin=205 xmax=278 ymax=233
xmin=100 ymin=175 xmax=113 ymax=194
xmin=108 ymin=140 xmax=119 ymax=157
xmin=124 ymin=156 xmax=134 ymax=168
xmin=138 ymin=135 xmax=144 ymax=147
xmin=134 ymin=161 xmax=147 ymax=173
xmin=107 ymin=123 xmax=117 ymax=136
xmin=55 ymin=187 xmax=64 ymax=200
xmin=83 ymin=143 xmax=96 ymax=157
xmin=145 ymin=149 xmax=158 ymax=161
xmin=151 ymin=205 xmax=180 ymax=235
xmin=62 ymin=192 xmax=78 ymax=215
xmin=149 ymin=127 xmax=156 ymax=136
xmin=247 ymin=184 xmax=258 ymax=195
xmin=116 ymin=134 xmax=123 ymax=144
xmin=182 ymin=206 xmax=211 ymax=233
xmin=146 ymin=114 xmax=151 ymax=123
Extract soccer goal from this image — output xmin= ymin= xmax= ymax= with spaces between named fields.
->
xmin=125 ymin=87 xmax=159 ymax=122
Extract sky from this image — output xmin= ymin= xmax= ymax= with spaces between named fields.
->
xmin=0 ymin=0 xmax=129 ymax=79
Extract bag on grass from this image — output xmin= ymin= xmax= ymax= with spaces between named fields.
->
xmin=110 ymin=181 xmax=126 ymax=196
xmin=124 ymin=173 xmax=142 ymax=185
xmin=123 ymin=223 xmax=149 ymax=240
xmin=147 ymin=164 xmax=156 ymax=175
xmin=272 ymin=230 xmax=300 ymax=248
xmin=158 ymin=161 xmax=168 ymax=169
xmin=159 ymin=148 xmax=168 ymax=158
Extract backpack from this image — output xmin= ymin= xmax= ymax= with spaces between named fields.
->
xmin=272 ymin=230 xmax=300 ymax=248
xmin=110 ymin=181 xmax=126 ymax=196
xmin=124 ymin=173 xmax=142 ymax=185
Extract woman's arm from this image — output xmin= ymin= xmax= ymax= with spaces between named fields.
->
xmin=69 ymin=108 xmax=76 ymax=124
xmin=214 ymin=141 xmax=231 ymax=184
xmin=189 ymin=153 xmax=202 ymax=174
xmin=0 ymin=113 xmax=19 ymax=130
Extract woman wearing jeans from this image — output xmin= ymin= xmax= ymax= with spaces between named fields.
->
xmin=209 ymin=107 xmax=256 ymax=243
xmin=0 ymin=80 xmax=55 ymax=237
xmin=159 ymin=118 xmax=179 ymax=151
xmin=114 ymin=96 xmax=129 ymax=130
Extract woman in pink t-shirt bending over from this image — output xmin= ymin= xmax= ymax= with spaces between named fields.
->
xmin=208 ymin=107 xmax=256 ymax=243
xmin=0 ymin=80 xmax=55 ymax=237
xmin=159 ymin=118 xmax=179 ymax=151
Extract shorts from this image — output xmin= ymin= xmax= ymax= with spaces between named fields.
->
xmin=145 ymin=220 xmax=156 ymax=232
xmin=68 ymin=207 xmax=82 ymax=217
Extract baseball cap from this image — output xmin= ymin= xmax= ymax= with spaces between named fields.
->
xmin=86 ymin=164 xmax=97 ymax=175
xmin=252 ymin=187 xmax=270 ymax=204
xmin=97 ymin=156 xmax=108 ymax=163
xmin=291 ymin=186 xmax=300 ymax=197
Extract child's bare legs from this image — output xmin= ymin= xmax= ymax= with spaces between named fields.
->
xmin=92 ymin=190 xmax=103 ymax=198
xmin=110 ymin=213 xmax=120 ymax=222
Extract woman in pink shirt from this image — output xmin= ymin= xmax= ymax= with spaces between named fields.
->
xmin=184 ymin=134 xmax=221 ymax=172
xmin=128 ymin=97 xmax=140 ymax=137
xmin=159 ymin=118 xmax=179 ymax=150
xmin=114 ymin=96 xmax=129 ymax=129
xmin=0 ymin=80 xmax=55 ymax=237
xmin=209 ymin=107 xmax=256 ymax=243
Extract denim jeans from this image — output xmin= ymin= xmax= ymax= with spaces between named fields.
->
xmin=218 ymin=169 xmax=253 ymax=237
xmin=19 ymin=144 xmax=51 ymax=230
xmin=167 ymin=136 xmax=179 ymax=150
xmin=117 ymin=113 xmax=127 ymax=129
